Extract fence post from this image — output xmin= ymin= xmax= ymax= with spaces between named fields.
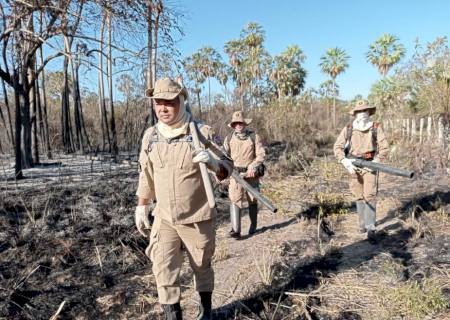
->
xmin=427 ymin=117 xmax=432 ymax=141
xmin=406 ymin=118 xmax=410 ymax=138
xmin=438 ymin=117 xmax=445 ymax=146
xmin=419 ymin=118 xmax=424 ymax=143
xmin=402 ymin=119 xmax=406 ymax=137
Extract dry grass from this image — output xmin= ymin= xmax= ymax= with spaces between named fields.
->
xmin=317 ymin=160 xmax=347 ymax=182
xmin=287 ymin=254 xmax=449 ymax=320
xmin=252 ymin=247 xmax=278 ymax=287
xmin=315 ymin=192 xmax=350 ymax=217
xmin=213 ymin=239 xmax=230 ymax=263
xmin=260 ymin=181 xmax=292 ymax=216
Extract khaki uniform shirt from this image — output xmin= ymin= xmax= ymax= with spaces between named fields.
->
xmin=223 ymin=130 xmax=265 ymax=170
xmin=334 ymin=123 xmax=389 ymax=161
xmin=136 ymin=124 xmax=233 ymax=225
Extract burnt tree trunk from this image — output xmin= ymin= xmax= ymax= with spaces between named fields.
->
xmin=61 ymin=53 xmax=74 ymax=153
xmin=30 ymin=57 xmax=39 ymax=164
xmin=98 ymin=13 xmax=110 ymax=152
xmin=13 ymin=71 xmax=23 ymax=179
xmin=38 ymin=45 xmax=51 ymax=158
xmin=1 ymin=79 xmax=14 ymax=150
xmin=107 ymin=12 xmax=118 ymax=158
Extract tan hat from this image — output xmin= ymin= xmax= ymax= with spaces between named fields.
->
xmin=228 ymin=111 xmax=252 ymax=128
xmin=350 ymin=99 xmax=376 ymax=115
xmin=145 ymin=77 xmax=188 ymax=100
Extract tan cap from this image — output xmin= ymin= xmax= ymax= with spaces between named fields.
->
xmin=350 ymin=99 xmax=376 ymax=115
xmin=228 ymin=111 xmax=252 ymax=128
xmin=145 ymin=77 xmax=188 ymax=100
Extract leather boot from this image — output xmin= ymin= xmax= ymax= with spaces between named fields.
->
xmin=162 ymin=303 xmax=182 ymax=320
xmin=248 ymin=203 xmax=258 ymax=235
xmin=197 ymin=292 xmax=212 ymax=320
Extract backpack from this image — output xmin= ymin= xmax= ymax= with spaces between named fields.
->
xmin=344 ymin=122 xmax=379 ymax=157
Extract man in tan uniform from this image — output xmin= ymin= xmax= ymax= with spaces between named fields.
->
xmin=334 ymin=100 xmax=389 ymax=242
xmin=135 ymin=78 xmax=233 ymax=320
xmin=223 ymin=111 xmax=266 ymax=238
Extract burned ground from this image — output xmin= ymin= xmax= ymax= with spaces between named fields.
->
xmin=0 ymin=151 xmax=449 ymax=320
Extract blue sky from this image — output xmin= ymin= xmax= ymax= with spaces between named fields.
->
xmin=176 ymin=0 xmax=450 ymax=100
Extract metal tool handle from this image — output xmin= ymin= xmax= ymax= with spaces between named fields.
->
xmin=189 ymin=121 xmax=216 ymax=208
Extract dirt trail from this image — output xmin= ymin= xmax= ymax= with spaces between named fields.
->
xmin=1 ymin=156 xmax=450 ymax=319
xmin=201 ymin=168 xmax=450 ymax=319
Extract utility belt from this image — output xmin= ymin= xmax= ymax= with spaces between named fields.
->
xmin=351 ymin=151 xmax=375 ymax=161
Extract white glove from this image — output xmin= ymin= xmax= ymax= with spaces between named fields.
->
xmin=192 ymin=149 xmax=219 ymax=172
xmin=135 ymin=205 xmax=151 ymax=237
xmin=341 ymin=158 xmax=357 ymax=174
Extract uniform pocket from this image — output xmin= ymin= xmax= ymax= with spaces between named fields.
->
xmin=148 ymin=145 xmax=164 ymax=168
xmin=145 ymin=218 xmax=162 ymax=261
xmin=178 ymin=143 xmax=195 ymax=170
xmin=194 ymin=237 xmax=215 ymax=268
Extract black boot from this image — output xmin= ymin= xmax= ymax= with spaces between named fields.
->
xmin=162 ymin=303 xmax=182 ymax=320
xmin=248 ymin=203 xmax=258 ymax=235
xmin=228 ymin=229 xmax=241 ymax=239
xmin=197 ymin=292 xmax=212 ymax=320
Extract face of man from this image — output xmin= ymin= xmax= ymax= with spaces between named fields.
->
xmin=233 ymin=122 xmax=246 ymax=133
xmin=153 ymin=97 xmax=180 ymax=125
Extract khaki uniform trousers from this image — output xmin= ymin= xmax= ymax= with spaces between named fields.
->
xmin=146 ymin=217 xmax=216 ymax=304
xmin=349 ymin=170 xmax=378 ymax=202
xmin=229 ymin=177 xmax=259 ymax=208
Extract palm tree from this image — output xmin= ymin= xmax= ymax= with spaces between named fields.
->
xmin=216 ymin=66 xmax=229 ymax=103
xmin=319 ymin=80 xmax=339 ymax=123
xmin=196 ymin=46 xmax=224 ymax=107
xmin=270 ymin=45 xmax=307 ymax=99
xmin=368 ymin=77 xmax=406 ymax=116
xmin=183 ymin=52 xmax=206 ymax=115
xmin=225 ymin=22 xmax=271 ymax=110
xmin=224 ymin=39 xmax=247 ymax=110
xmin=241 ymin=22 xmax=270 ymax=108
xmin=367 ymin=33 xmax=405 ymax=77
xmin=319 ymin=47 xmax=349 ymax=126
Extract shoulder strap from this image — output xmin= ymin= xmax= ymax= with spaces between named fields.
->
xmin=145 ymin=126 xmax=158 ymax=153
xmin=248 ymin=132 xmax=258 ymax=156
xmin=344 ymin=123 xmax=353 ymax=156
xmin=345 ymin=123 xmax=353 ymax=144
xmin=225 ymin=132 xmax=233 ymax=145
xmin=249 ymin=132 xmax=256 ymax=145
xmin=372 ymin=122 xmax=379 ymax=152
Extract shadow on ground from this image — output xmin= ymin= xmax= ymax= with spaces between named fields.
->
xmin=213 ymin=188 xmax=450 ymax=319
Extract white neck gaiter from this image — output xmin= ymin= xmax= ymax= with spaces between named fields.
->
xmin=353 ymin=111 xmax=373 ymax=131
xmin=157 ymin=95 xmax=190 ymax=139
